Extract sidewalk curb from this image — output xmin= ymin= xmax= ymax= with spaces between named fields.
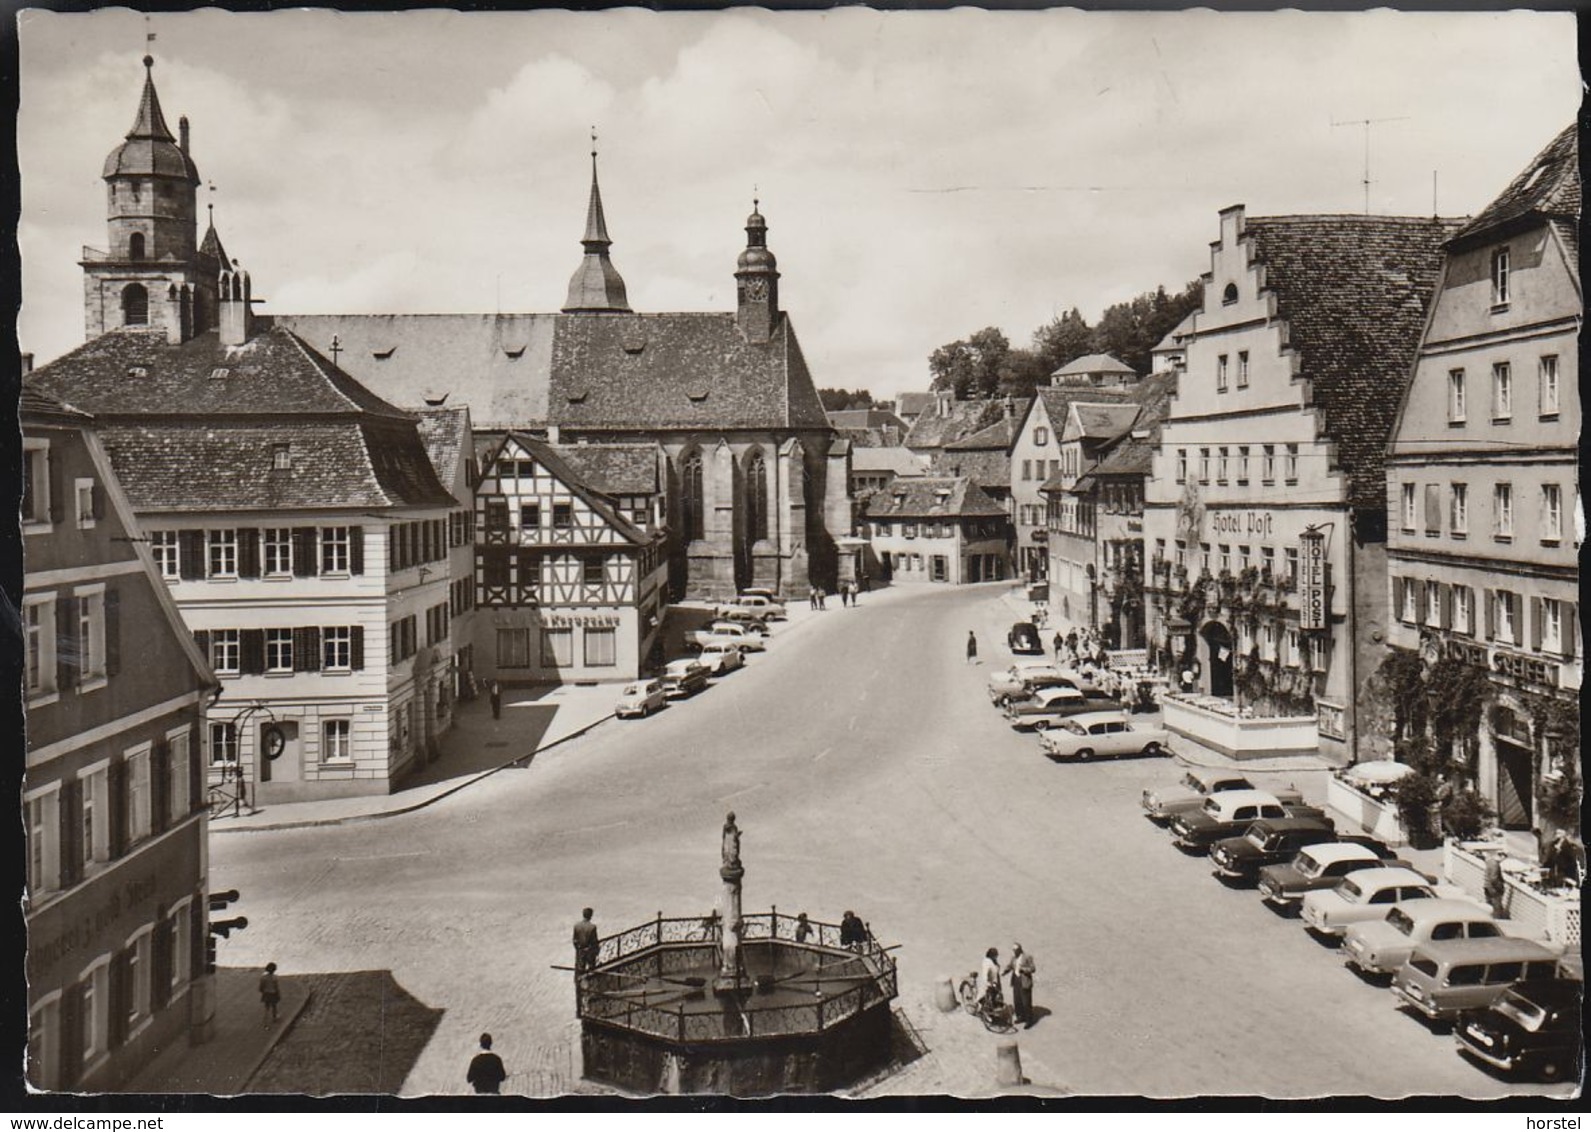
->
xmin=210 ymin=710 xmax=617 ymax=834
xmin=237 ymin=987 xmax=316 ymax=1093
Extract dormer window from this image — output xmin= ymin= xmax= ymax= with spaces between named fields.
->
xmin=210 ymin=367 xmax=231 ymax=380
xmin=1222 ymin=283 xmax=1239 ymax=305
xmin=127 ymin=365 xmax=148 ymax=379
xmin=271 ymin=443 xmax=291 ymax=471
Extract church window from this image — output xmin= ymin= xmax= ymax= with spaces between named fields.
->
xmin=746 ymin=452 xmax=769 ymax=542
xmin=122 ymin=283 xmax=149 ymax=326
xmin=682 ymin=453 xmax=705 ymax=541
xmin=128 ymin=232 xmax=145 ymax=261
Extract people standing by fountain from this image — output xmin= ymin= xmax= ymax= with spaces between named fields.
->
xmin=466 ymin=1033 xmax=507 ymax=1095
xmin=573 ymin=907 xmax=599 ymax=975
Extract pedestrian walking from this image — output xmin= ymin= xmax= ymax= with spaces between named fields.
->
xmin=860 ymin=572 xmax=871 ymax=593
xmin=489 ymin=679 xmax=502 ymax=721
xmin=966 ymin=630 xmax=979 ymax=665
xmin=573 ymin=907 xmax=599 ymax=974
xmin=794 ymin=912 xmax=814 ymax=944
xmin=1483 ymin=850 xmax=1508 ymax=919
xmin=1052 ymin=631 xmax=1063 ymax=656
xmin=817 ymin=587 xmax=827 ymax=610
xmin=258 ymin=962 xmax=281 ymax=1028
xmin=466 ymin=1033 xmax=507 ymax=1095
xmin=1003 ymin=942 xmax=1037 ymax=1027
xmin=1065 ymin=630 xmax=1078 ymax=656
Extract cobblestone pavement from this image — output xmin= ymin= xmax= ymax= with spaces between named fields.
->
xmin=207 ymin=582 xmax=1576 ymax=1100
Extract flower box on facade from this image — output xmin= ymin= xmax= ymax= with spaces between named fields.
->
xmin=1444 ymin=841 xmax=1582 ymax=951
xmin=1160 ymin=693 xmax=1320 ymax=760
xmin=1326 ymin=774 xmax=1409 ymax=847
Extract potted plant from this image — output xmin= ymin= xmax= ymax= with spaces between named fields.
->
xmin=1441 ymin=787 xmax=1495 ymax=841
xmin=1393 ymin=771 xmax=1443 ymax=849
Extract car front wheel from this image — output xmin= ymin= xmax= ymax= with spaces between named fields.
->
xmin=1142 ymin=742 xmax=1164 ymax=757
xmin=1033 ymin=719 xmax=1049 ymax=731
xmin=1075 ymin=748 xmax=1094 ymax=761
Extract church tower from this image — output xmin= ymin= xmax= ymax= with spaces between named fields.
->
xmin=735 ymin=201 xmax=780 ymax=344
xmin=561 ymin=145 xmax=631 ymax=314
xmin=81 ymin=56 xmax=222 ymax=343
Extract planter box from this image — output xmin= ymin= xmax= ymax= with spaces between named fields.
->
xmin=1327 ymin=776 xmax=1409 ymax=847
xmin=1444 ymin=842 xmax=1582 ymax=950
xmin=1161 ymin=694 xmax=1320 ymax=760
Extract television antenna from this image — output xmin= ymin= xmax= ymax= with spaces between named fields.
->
xmin=1331 ymin=116 xmax=1410 ymax=214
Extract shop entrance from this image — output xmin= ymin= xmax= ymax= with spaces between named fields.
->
xmin=1494 ymin=708 xmax=1535 ymax=829
xmin=1201 ymin=621 xmax=1234 ymax=698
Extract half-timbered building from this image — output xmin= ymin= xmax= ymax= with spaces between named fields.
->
xmin=473 ymin=433 xmax=668 ymax=684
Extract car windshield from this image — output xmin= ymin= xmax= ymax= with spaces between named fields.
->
xmin=1245 ymin=828 xmax=1269 ymax=849
xmin=1385 ymin=908 xmax=1416 ymax=936
xmin=1494 ymin=990 xmax=1548 ymax=1031
xmin=1182 ymin=773 xmax=1203 ymax=792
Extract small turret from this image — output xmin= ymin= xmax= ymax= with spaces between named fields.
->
xmin=219 ymin=264 xmax=253 ymax=346
xmin=735 ymin=199 xmax=780 ymax=345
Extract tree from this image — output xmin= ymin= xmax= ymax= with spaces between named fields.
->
xmin=1031 ymin=307 xmax=1093 ymax=377
xmin=928 ymin=326 xmax=1013 ymax=400
xmin=818 ymin=387 xmax=876 ymax=411
xmin=1089 ymin=281 xmax=1203 ymax=376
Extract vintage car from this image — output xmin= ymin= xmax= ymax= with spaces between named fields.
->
xmin=712 ymin=607 xmax=771 ymax=632
xmin=1004 ymin=686 xmax=1121 ymax=732
xmin=659 ymin=658 xmax=710 ymax=699
xmin=1393 ymin=938 xmax=1563 ymax=1024
xmin=987 ymin=662 xmax=1069 ymax=706
xmin=1037 ymin=711 xmax=1172 ymax=761
xmin=710 ymin=616 xmax=769 ymax=638
xmin=1168 ymin=790 xmax=1289 ymax=853
xmin=1342 ymin=898 xmax=1501 ymax=978
xmin=1007 ymin=621 xmax=1044 ymax=655
xmin=1208 ymin=816 xmax=1338 ymax=884
xmin=718 ymin=593 xmax=787 ymax=621
xmin=615 ymin=679 xmax=667 ymax=719
xmin=1455 ymin=977 xmax=1585 ymax=1082
xmin=696 ymin=642 xmax=745 ymax=676
xmin=1299 ymin=866 xmax=1439 ymax=939
xmin=1142 ymin=768 xmax=1305 ymax=825
xmin=1257 ymin=841 xmax=1403 ymax=912
xmin=687 ymin=623 xmax=766 ymax=653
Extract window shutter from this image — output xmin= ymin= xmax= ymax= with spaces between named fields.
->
xmin=193 ymin=630 xmax=211 ymax=664
xmin=349 ymin=526 xmax=364 ymax=575
xmin=1414 ymin=581 xmax=1427 ymax=626
xmin=292 ymin=528 xmax=318 ymax=577
xmin=151 ymin=913 xmax=171 ymax=1010
xmin=91 ymin=482 xmax=106 ymax=521
xmin=104 ymin=588 xmax=121 ymax=678
xmin=178 ymin=530 xmax=205 ymax=580
xmin=1484 ymin=590 xmax=1496 ymax=640
xmin=56 ymin=596 xmax=77 ymax=690
xmin=294 ymin=627 xmax=322 ymax=672
xmin=1439 ymin=584 xmax=1452 ymax=630
xmin=47 ymin=448 xmax=64 ymax=524
xmin=1530 ymin=597 xmax=1543 ymax=650
xmin=188 ymin=728 xmax=203 ymax=815
xmin=107 ymin=759 xmax=128 ymax=859
xmin=60 ymin=984 xmax=83 ymax=1088
xmin=108 ymin=950 xmax=129 ymax=1049
xmin=58 ymin=777 xmax=81 ymax=889
xmin=237 ymin=529 xmax=260 ymax=579
xmin=240 ymin=629 xmax=265 ymax=675
xmin=151 ymin=739 xmax=170 ymax=835
xmin=351 ymin=626 xmax=365 ymax=670
xmin=1564 ymin=604 xmax=1579 ymax=660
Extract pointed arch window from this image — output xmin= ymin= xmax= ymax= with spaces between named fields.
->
xmin=682 ymin=452 xmax=705 ymax=541
xmin=122 ymin=283 xmax=149 ymax=326
xmin=746 ymin=451 xmax=769 ymax=543
xmin=128 ymin=232 xmax=146 ymax=261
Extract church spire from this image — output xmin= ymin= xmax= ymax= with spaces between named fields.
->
xmin=127 ymin=54 xmax=177 ymax=143
xmin=562 ymin=132 xmax=631 ymax=314
xmin=735 ymin=196 xmax=780 ymax=344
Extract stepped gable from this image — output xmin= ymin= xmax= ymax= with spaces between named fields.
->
xmin=1243 ymin=214 xmax=1463 ymax=510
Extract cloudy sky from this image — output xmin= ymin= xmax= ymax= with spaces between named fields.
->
xmin=18 ymin=9 xmax=1577 ymax=398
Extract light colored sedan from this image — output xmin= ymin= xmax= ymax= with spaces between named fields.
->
xmin=1142 ymin=767 xmax=1304 ymax=824
xmin=1342 ymin=898 xmax=1501 ymax=977
xmin=1299 ymin=867 xmax=1437 ymax=938
xmin=1038 ymin=711 xmax=1171 ymax=761
xmin=696 ymin=642 xmax=745 ymax=676
xmin=660 ymin=658 xmax=710 ymax=699
xmin=615 ymin=678 xmax=667 ymax=719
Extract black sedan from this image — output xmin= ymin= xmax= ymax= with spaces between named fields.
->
xmin=1455 ymin=978 xmax=1583 ymax=1082
xmin=1207 ymin=817 xmax=1338 ymax=885
xmin=1008 ymin=621 xmax=1043 ymax=655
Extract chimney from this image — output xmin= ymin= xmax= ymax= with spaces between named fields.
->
xmin=179 ymin=115 xmax=190 ymax=155
xmin=219 ymin=265 xmax=254 ymax=347
xmin=1003 ymin=396 xmax=1014 ymax=419
xmin=20 ymin=352 xmax=33 ymax=376
xmin=547 ymin=425 xmax=561 ymax=445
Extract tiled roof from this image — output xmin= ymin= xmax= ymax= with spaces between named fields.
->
xmin=97 ymin=420 xmax=456 ymax=512
xmin=1031 ymin=384 xmax=1131 ymax=435
xmin=1090 ymin=435 xmax=1157 ymax=479
xmin=1449 ymin=124 xmax=1578 ymax=250
xmin=903 ymin=397 xmax=1012 ymax=452
xmin=835 ymin=426 xmax=900 ymax=448
xmin=1549 ymin=219 xmax=1578 ymax=277
xmin=895 ymin=392 xmax=935 ymax=419
xmin=484 ymin=433 xmax=652 ymax=546
xmin=20 ymin=386 xmax=94 ymax=423
xmin=864 ymin=476 xmax=1007 ymax=519
xmin=828 ymin=408 xmax=906 ymax=433
xmin=549 ymin=442 xmax=662 ymax=495
xmin=931 ymin=446 xmax=1011 ymax=491
xmin=851 ymin=447 xmax=929 ymax=475
xmin=1125 ymin=371 xmax=1177 ymax=441
xmin=1151 ymin=313 xmax=1196 ymax=354
xmin=1051 ymin=352 xmax=1135 ymax=378
xmin=415 ymin=407 xmax=472 ymax=484
xmin=27 ymin=322 xmax=416 ymax=421
xmin=944 ymin=402 xmax=1029 ymax=452
xmin=1071 ymin=402 xmax=1140 ymax=440
xmin=1244 ymin=213 xmax=1461 ymax=510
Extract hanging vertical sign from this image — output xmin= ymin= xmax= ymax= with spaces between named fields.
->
xmin=1299 ymin=529 xmax=1327 ymax=630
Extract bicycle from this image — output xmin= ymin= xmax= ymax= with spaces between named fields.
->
xmin=956 ymin=972 xmax=1017 ymax=1033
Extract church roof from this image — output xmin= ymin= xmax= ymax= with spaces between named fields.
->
xmin=1448 ymin=124 xmax=1578 ymax=251
xmin=865 ymin=476 xmax=1007 ymax=519
xmin=199 ymin=219 xmax=230 ymax=269
xmin=1242 ymin=213 xmax=1461 ymax=510
xmin=549 ymin=442 xmax=662 ymax=496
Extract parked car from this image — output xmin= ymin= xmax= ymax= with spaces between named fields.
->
xmin=687 ymin=623 xmax=766 ymax=653
xmin=1343 ymin=899 xmax=1502 ymax=978
xmin=1299 ymin=866 xmax=1439 ymax=939
xmin=1257 ymin=841 xmax=1403 ymax=913
xmin=1142 ymin=768 xmax=1305 ymax=825
xmin=1038 ymin=711 xmax=1172 ymax=761
xmin=987 ymin=662 xmax=1069 ymax=706
xmin=712 ymin=611 xmax=770 ymax=635
xmin=710 ymin=617 xmax=769 ymax=639
xmin=1007 ymin=621 xmax=1043 ymax=655
xmin=1455 ymin=977 xmax=1585 ymax=1082
xmin=1208 ymin=816 xmax=1339 ymax=885
xmin=696 ymin=642 xmax=745 ymax=676
xmin=1004 ymin=686 xmax=1121 ymax=731
xmin=660 ymin=658 xmax=710 ymax=699
xmin=615 ymin=679 xmax=667 ymax=719
xmin=1393 ymin=938 xmax=1563 ymax=1024
xmin=719 ymin=593 xmax=787 ymax=621
xmin=1168 ymin=790 xmax=1289 ymax=853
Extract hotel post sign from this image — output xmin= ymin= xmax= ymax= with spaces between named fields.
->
xmin=1299 ymin=529 xmax=1326 ymax=631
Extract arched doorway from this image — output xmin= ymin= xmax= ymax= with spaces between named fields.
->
xmin=1201 ymin=621 xmax=1234 ymax=698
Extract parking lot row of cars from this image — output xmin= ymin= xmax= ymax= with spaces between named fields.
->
xmin=1141 ymin=767 xmax=1582 ymax=1084
xmin=614 ymin=591 xmax=785 ymax=719
xmin=986 ymin=652 xmax=1172 ymax=762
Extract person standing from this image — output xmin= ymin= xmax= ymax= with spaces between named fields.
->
xmin=573 ymin=907 xmax=599 ymax=974
xmin=466 ymin=1033 xmax=507 ymax=1095
xmin=489 ymin=679 xmax=502 ymax=721
xmin=258 ymin=962 xmax=281 ymax=1028
xmin=1483 ymin=851 xmax=1508 ymax=918
xmin=1004 ymin=943 xmax=1037 ymax=1027
xmin=966 ymin=631 xmax=979 ymax=665
xmin=979 ymin=947 xmax=1003 ymax=1012
xmin=794 ymin=912 xmax=814 ymax=944
xmin=809 ymin=587 xmax=819 ymax=611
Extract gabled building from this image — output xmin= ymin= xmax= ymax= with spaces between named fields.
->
xmin=416 ymin=406 xmax=482 ymax=707
xmin=827 ymin=407 xmax=908 ymax=446
xmin=1142 ymin=206 xmax=1459 ymax=761
xmin=863 ymin=476 xmax=1010 ymax=584
xmin=1047 ymin=401 xmax=1144 ymax=629
xmin=894 ymin=391 xmax=935 ymax=426
xmin=933 ymin=402 xmax=1028 ymax=512
xmin=472 ymin=433 xmax=668 ymax=683
xmin=1049 ymin=352 xmax=1138 ymax=388
xmin=23 ymin=387 xmax=217 ymax=1092
xmin=1385 ymin=125 xmax=1581 ymax=831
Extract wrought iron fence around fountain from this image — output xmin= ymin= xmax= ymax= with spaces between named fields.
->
xmin=580 ymin=910 xmax=898 ymax=1044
